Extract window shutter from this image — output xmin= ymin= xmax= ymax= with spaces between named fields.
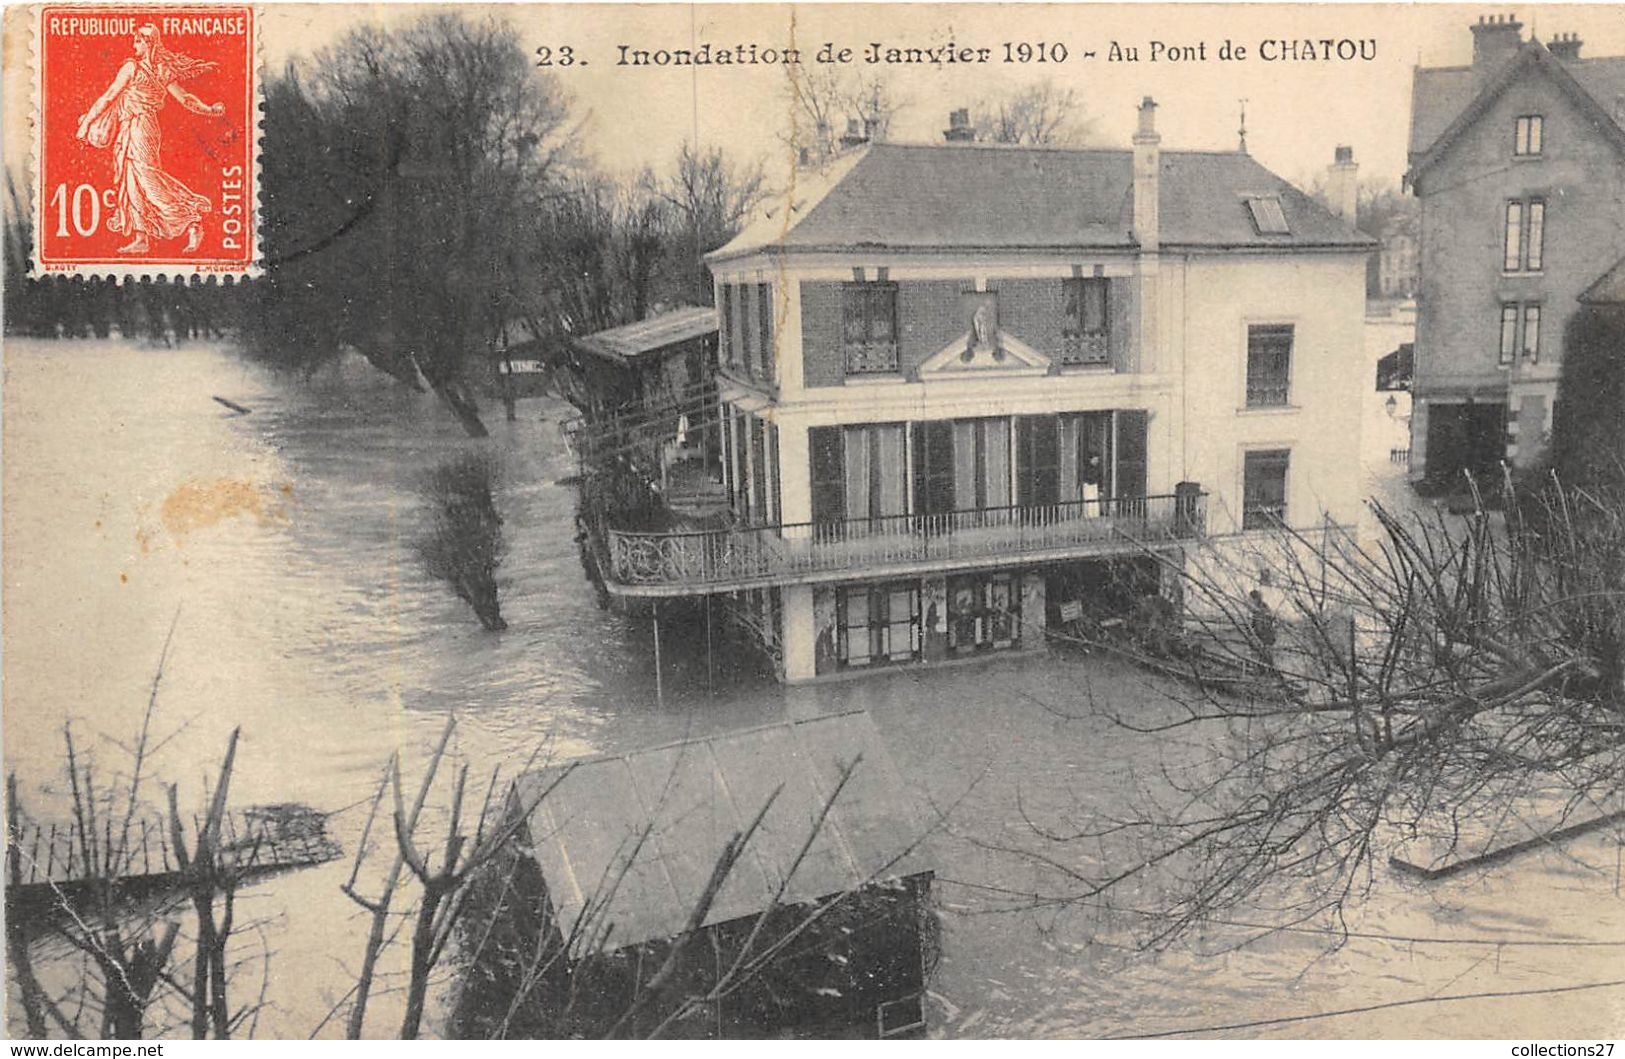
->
xmin=1115 ymin=410 xmax=1149 ymax=503
xmin=914 ymin=421 xmax=956 ymax=517
xmin=1109 ymin=278 xmax=1134 ymax=371
xmin=809 ymin=426 xmax=845 ymax=526
xmin=718 ymin=286 xmax=734 ymax=367
xmin=1017 ymin=416 xmax=1059 ymax=508
xmin=759 ymin=283 xmax=775 ymax=380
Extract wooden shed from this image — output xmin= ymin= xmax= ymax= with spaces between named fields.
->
xmin=564 ymin=305 xmax=718 ymax=416
xmin=462 ymin=711 xmax=935 ymax=1040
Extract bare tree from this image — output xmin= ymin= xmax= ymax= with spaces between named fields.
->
xmin=248 ymin=13 xmax=578 ymax=436
xmin=640 ymin=144 xmax=769 ymax=304
xmin=784 ymin=67 xmax=906 ymax=163
xmin=166 ymin=730 xmax=241 ymax=1038
xmin=1011 ymin=474 xmax=1623 ymax=947
xmin=974 ymin=80 xmax=1094 ymax=145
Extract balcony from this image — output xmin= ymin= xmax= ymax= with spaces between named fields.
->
xmin=601 ymin=492 xmax=1204 ymax=595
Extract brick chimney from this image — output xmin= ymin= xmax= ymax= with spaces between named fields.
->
xmin=1471 ymin=14 xmax=1524 ymax=73
xmin=943 ymin=108 xmax=975 ymax=142
xmin=1325 ymin=145 xmax=1359 ymax=226
xmin=1133 ymin=97 xmax=1161 ymax=253
xmin=1548 ymin=31 xmax=1583 ymax=61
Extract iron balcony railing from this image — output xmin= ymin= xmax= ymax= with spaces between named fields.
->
xmin=605 ymin=492 xmax=1205 ymax=589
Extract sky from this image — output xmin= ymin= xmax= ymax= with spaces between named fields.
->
xmin=256 ymin=2 xmax=1625 ymax=193
xmin=9 ymin=4 xmax=1625 ymax=203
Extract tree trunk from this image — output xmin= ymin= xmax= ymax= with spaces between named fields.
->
xmin=431 ymin=379 xmax=490 ymax=439
xmin=399 ymin=885 xmax=446 ymax=1039
xmin=357 ymin=346 xmax=428 ymax=393
xmin=191 ymin=894 xmax=215 ymax=1039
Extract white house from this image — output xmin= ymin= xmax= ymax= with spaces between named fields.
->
xmin=595 ymin=99 xmax=1372 ymax=683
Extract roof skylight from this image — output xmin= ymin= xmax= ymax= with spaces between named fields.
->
xmin=1245 ymin=195 xmax=1291 ymax=235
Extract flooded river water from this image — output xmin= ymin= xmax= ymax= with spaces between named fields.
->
xmin=5 ymin=337 xmax=1623 ymax=1038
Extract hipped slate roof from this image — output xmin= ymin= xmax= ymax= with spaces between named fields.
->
xmin=1409 ymin=43 xmax=1625 ymax=176
xmin=570 ymin=306 xmax=718 ymax=365
xmin=711 ymin=142 xmax=1372 ymax=261
xmin=514 ymin=710 xmax=931 ymax=952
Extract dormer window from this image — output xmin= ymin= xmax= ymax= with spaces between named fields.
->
xmin=1514 ymin=115 xmax=1544 ymax=156
xmin=1245 ymin=196 xmax=1290 ymax=235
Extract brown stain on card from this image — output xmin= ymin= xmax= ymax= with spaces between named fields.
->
xmin=138 ymin=477 xmax=291 ymax=552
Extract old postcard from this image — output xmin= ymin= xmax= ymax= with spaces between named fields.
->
xmin=3 ymin=1 xmax=1624 ymax=1043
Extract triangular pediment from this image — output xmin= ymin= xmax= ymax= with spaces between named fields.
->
xmin=917 ymin=330 xmax=1053 ymax=378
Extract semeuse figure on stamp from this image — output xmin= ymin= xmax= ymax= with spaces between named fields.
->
xmin=74 ymin=24 xmax=224 ymax=254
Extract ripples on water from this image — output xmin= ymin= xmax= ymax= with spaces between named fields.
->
xmin=5 ymin=338 xmax=1623 ymax=1038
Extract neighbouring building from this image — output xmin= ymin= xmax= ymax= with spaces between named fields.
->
xmin=1367 ymin=300 xmax=1417 ymax=469
xmin=1378 ymin=215 xmax=1421 ymax=299
xmin=560 ymin=306 xmax=725 ymax=514
xmin=560 ymin=306 xmax=719 ymax=420
xmin=1406 ymin=15 xmax=1625 ymax=487
xmin=587 ymin=99 xmax=1372 ymax=683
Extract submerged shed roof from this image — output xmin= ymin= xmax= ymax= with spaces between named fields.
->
xmin=571 ymin=306 xmax=718 ymax=365
xmin=514 ymin=710 xmax=931 ymax=951
xmin=712 ymin=142 xmax=1371 ymax=261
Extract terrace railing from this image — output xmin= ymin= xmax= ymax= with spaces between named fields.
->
xmin=605 ymin=492 xmax=1204 ymax=590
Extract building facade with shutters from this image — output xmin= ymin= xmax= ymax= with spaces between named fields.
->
xmin=597 ymin=99 xmax=1371 ymax=683
xmin=1406 ymin=17 xmax=1625 ymax=486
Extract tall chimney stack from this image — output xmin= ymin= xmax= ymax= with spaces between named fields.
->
xmin=1471 ymin=14 xmax=1524 ymax=75
xmin=1325 ymin=145 xmax=1359 ymax=226
xmin=1133 ymin=96 xmax=1161 ymax=253
xmin=943 ymin=107 xmax=975 ymax=142
xmin=1548 ymin=32 xmax=1583 ymax=61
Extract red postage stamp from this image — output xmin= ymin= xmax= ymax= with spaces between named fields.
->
xmin=33 ymin=6 xmax=257 ymax=275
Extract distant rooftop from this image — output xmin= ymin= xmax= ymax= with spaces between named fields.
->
xmin=513 ymin=710 xmax=932 ymax=951
xmin=711 ymin=141 xmax=1371 ymax=261
xmin=571 ymin=305 xmax=718 ymax=364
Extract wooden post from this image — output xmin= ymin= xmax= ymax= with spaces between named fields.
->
xmin=653 ymin=602 xmax=664 ymax=705
xmin=501 ymin=356 xmax=517 ymax=422
xmin=705 ymin=594 xmax=715 ymax=697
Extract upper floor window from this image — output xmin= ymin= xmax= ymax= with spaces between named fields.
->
xmin=1243 ymin=449 xmax=1290 ymax=530
xmin=842 ymin=281 xmax=899 ymax=374
xmin=1504 ymin=198 xmax=1546 ymax=272
xmin=1245 ymin=324 xmax=1293 ymax=407
xmin=1245 ymin=196 xmax=1290 ymax=235
xmin=1499 ymin=303 xmax=1519 ymax=366
xmin=1514 ymin=115 xmax=1544 ymax=157
xmin=1061 ymin=278 xmax=1110 ymax=365
xmin=1499 ymin=303 xmax=1542 ymax=364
